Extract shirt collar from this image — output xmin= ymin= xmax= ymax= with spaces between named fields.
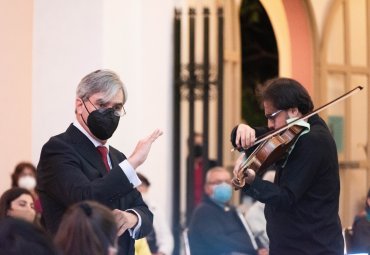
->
xmin=73 ymin=120 xmax=110 ymax=150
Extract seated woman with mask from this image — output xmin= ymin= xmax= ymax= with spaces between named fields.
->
xmin=11 ymin=161 xmax=42 ymax=216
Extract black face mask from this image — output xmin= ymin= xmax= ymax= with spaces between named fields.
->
xmin=85 ymin=108 xmax=120 ymax=140
xmin=194 ymin=144 xmax=203 ymax=157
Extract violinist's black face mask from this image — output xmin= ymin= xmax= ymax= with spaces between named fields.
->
xmin=82 ymin=102 xmax=120 ymax=140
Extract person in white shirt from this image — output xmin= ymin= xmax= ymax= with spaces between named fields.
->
xmin=137 ymin=173 xmax=174 ymax=255
xmin=245 ymin=170 xmax=275 ymax=249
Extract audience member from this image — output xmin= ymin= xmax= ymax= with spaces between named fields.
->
xmin=188 ymin=166 xmax=267 ymax=255
xmin=350 ymin=188 xmax=370 ymax=254
xmin=0 ymin=217 xmax=58 ymax=255
xmin=11 ymin=161 xmax=42 ymax=215
xmin=137 ymin=173 xmax=174 ymax=255
xmin=244 ymin=170 xmax=275 ymax=249
xmin=186 ymin=132 xmax=218 ymax=222
xmin=0 ymin=187 xmax=36 ymax=223
xmin=54 ymin=200 xmax=118 ymax=255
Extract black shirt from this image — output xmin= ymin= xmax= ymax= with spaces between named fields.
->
xmin=238 ymin=115 xmax=344 ymax=255
xmin=188 ymin=196 xmax=257 ymax=255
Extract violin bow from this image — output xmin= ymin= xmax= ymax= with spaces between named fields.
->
xmin=236 ymin=85 xmax=364 ymax=150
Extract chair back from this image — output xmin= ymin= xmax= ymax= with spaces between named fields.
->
xmin=343 ymin=226 xmax=353 ymax=254
xmin=182 ymin=228 xmax=191 ymax=255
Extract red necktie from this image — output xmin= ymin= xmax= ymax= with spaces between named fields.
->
xmin=194 ymin=160 xmax=203 ymax=205
xmin=97 ymin=146 xmax=110 ymax=172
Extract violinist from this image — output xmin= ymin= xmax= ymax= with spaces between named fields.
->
xmin=231 ymin=78 xmax=343 ymax=255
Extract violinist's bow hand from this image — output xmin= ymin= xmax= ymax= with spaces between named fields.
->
xmin=235 ymin=124 xmax=256 ymax=149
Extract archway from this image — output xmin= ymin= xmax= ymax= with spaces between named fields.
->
xmin=240 ymin=0 xmax=279 ymax=126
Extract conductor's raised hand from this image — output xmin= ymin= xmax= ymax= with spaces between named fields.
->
xmin=235 ymin=124 xmax=256 ymax=149
xmin=128 ymin=129 xmax=163 ymax=169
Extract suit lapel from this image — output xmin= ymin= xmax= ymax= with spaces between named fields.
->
xmin=109 ymin=147 xmax=121 ymax=169
xmin=66 ymin=124 xmax=108 ymax=176
xmin=108 ymin=147 xmax=127 ymax=208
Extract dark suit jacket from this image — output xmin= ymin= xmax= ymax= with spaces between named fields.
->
xmin=37 ymin=124 xmax=153 ymax=255
xmin=188 ymin=196 xmax=257 ymax=255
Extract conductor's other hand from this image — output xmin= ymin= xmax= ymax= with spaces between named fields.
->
xmin=113 ymin=209 xmax=138 ymax=236
xmin=235 ymin=124 xmax=256 ymax=149
xmin=128 ymin=129 xmax=163 ymax=169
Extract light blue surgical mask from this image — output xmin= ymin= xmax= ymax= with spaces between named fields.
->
xmin=211 ymin=182 xmax=232 ymax=205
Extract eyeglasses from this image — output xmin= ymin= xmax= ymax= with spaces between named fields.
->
xmin=207 ymin=180 xmax=231 ymax=186
xmin=87 ymin=98 xmax=126 ymax=117
xmin=265 ymin=109 xmax=283 ymax=120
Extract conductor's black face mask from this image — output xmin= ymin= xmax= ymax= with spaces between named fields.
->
xmin=82 ymin=99 xmax=120 ymax=140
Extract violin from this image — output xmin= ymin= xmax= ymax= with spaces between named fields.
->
xmin=232 ymin=125 xmax=305 ymax=189
xmin=232 ymin=86 xmax=363 ymax=190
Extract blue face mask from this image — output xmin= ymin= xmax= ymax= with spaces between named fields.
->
xmin=211 ymin=182 xmax=232 ymax=204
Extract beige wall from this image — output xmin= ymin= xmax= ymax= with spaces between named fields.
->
xmin=0 ymin=0 xmax=368 ymax=232
xmin=319 ymin=0 xmax=370 ymax=227
xmin=0 ymin=0 xmax=33 ymax=192
xmin=0 ymin=0 xmax=175 ymax=219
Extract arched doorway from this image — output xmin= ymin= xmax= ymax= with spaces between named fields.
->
xmin=240 ymin=0 xmax=279 ymax=126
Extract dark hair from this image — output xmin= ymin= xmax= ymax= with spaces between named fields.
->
xmin=0 ymin=217 xmax=58 ymax=255
xmin=262 ymin=77 xmax=314 ymax=114
xmin=366 ymin=188 xmax=370 ymax=209
xmin=11 ymin=162 xmax=36 ymax=187
xmin=137 ymin=173 xmax=151 ymax=187
xmin=0 ymin=188 xmax=34 ymax=219
xmin=54 ymin=201 xmax=117 ymax=255
xmin=187 ymin=132 xmax=203 ymax=147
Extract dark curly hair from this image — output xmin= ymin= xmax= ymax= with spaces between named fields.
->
xmin=262 ymin=77 xmax=314 ymax=114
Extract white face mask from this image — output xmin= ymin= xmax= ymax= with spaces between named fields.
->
xmin=18 ymin=176 xmax=36 ymax=190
